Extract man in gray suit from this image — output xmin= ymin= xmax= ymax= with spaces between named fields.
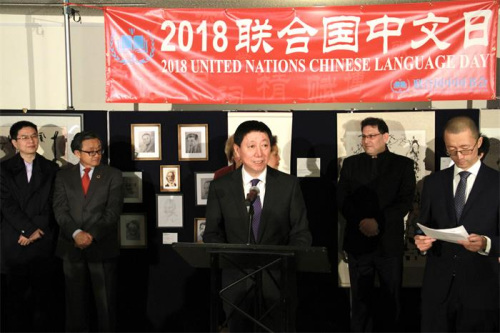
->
xmin=53 ymin=130 xmax=123 ymax=332
xmin=204 ymin=120 xmax=311 ymax=331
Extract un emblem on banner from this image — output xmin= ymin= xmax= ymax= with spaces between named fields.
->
xmin=109 ymin=28 xmax=155 ymax=65
xmin=390 ymin=79 xmax=410 ymax=93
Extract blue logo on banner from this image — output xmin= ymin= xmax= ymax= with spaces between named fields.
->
xmin=110 ymin=28 xmax=155 ymax=65
xmin=390 ymin=79 xmax=410 ymax=93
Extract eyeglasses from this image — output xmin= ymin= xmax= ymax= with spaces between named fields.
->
xmin=80 ymin=149 xmax=105 ymax=157
xmin=16 ymin=134 xmax=39 ymax=141
xmin=359 ymin=133 xmax=382 ymax=140
xmin=446 ymin=140 xmax=479 ymax=157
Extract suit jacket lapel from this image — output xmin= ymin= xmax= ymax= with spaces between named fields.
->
xmin=69 ymin=164 xmax=86 ymax=202
xmin=257 ymin=167 xmax=276 ymax=243
xmin=85 ymin=165 xmax=101 ymax=203
xmin=229 ymin=168 xmax=248 ymax=226
xmin=460 ymin=163 xmax=485 ymax=224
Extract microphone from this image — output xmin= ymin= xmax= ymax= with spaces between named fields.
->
xmin=245 ymin=186 xmax=260 ymax=206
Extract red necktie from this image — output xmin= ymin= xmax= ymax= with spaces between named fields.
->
xmin=82 ymin=168 xmax=91 ymax=196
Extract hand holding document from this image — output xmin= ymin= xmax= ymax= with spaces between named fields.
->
xmin=417 ymin=223 xmax=469 ymax=244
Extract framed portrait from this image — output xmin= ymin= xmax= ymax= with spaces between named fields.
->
xmin=131 ymin=124 xmax=161 ymax=160
xmin=195 ymin=172 xmax=214 ymax=206
xmin=178 ymin=124 xmax=208 ymax=161
xmin=194 ymin=218 xmax=206 ymax=243
xmin=160 ymin=165 xmax=180 ymax=192
xmin=122 ymin=171 xmax=143 ymax=203
xmin=157 ymin=194 xmax=183 ymax=228
xmin=0 ymin=113 xmax=83 ymax=166
xmin=119 ymin=213 xmax=147 ymax=248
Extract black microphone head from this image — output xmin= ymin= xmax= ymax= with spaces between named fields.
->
xmin=249 ymin=186 xmax=260 ymax=195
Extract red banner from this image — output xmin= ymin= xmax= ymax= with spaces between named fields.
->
xmin=104 ymin=0 xmax=498 ymax=104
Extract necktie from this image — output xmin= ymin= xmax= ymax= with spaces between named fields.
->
xmin=251 ymin=179 xmax=262 ymax=241
xmin=82 ymin=168 xmax=91 ymax=196
xmin=454 ymin=171 xmax=471 ymax=221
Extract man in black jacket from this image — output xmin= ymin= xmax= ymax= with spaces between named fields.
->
xmin=338 ymin=117 xmax=415 ymax=332
xmin=204 ymin=120 xmax=311 ymax=331
xmin=0 ymin=120 xmax=60 ymax=332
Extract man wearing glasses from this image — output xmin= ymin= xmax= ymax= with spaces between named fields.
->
xmin=53 ymin=130 xmax=123 ymax=332
xmin=0 ymin=121 xmax=60 ymax=331
xmin=338 ymin=117 xmax=415 ymax=332
xmin=415 ymin=116 xmax=498 ymax=332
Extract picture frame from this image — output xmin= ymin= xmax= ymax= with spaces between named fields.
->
xmin=0 ymin=113 xmax=83 ymax=165
xmin=195 ymin=172 xmax=214 ymax=206
xmin=156 ymin=194 xmax=183 ymax=228
xmin=194 ymin=218 xmax=206 ymax=243
xmin=122 ymin=171 xmax=143 ymax=203
xmin=119 ymin=213 xmax=147 ymax=248
xmin=131 ymin=124 xmax=161 ymax=160
xmin=178 ymin=124 xmax=208 ymax=161
xmin=160 ymin=165 xmax=180 ymax=192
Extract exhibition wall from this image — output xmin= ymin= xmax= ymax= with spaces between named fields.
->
xmin=0 ymin=108 xmax=484 ymax=331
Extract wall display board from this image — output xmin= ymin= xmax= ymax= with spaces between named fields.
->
xmin=336 ymin=111 xmax=435 ymax=287
xmin=0 ymin=113 xmax=83 ymax=166
xmin=105 ymin=1 xmax=497 ymax=104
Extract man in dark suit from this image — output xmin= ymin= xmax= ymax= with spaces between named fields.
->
xmin=53 ymin=130 xmax=123 ymax=332
xmin=415 ymin=116 xmax=499 ymax=332
xmin=204 ymin=120 xmax=312 ymax=331
xmin=338 ymin=117 xmax=415 ymax=332
xmin=0 ymin=121 xmax=60 ymax=332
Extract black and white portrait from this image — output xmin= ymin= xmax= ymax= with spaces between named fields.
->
xmin=132 ymin=124 xmax=161 ymax=160
xmin=178 ymin=124 xmax=208 ymax=161
xmin=120 ymin=214 xmax=147 ymax=248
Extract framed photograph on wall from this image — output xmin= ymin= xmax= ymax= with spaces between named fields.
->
xmin=194 ymin=218 xmax=206 ymax=243
xmin=0 ymin=113 xmax=83 ymax=165
xmin=160 ymin=165 xmax=180 ymax=192
xmin=157 ymin=194 xmax=183 ymax=228
xmin=131 ymin=124 xmax=161 ymax=160
xmin=122 ymin=171 xmax=143 ymax=203
xmin=178 ymin=124 xmax=208 ymax=161
xmin=119 ymin=213 xmax=147 ymax=248
xmin=195 ymin=172 xmax=214 ymax=206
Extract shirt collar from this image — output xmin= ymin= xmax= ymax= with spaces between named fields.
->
xmin=242 ymin=166 xmax=267 ymax=185
xmin=454 ymin=159 xmax=481 ymax=177
xmin=80 ymin=164 xmax=94 ymax=172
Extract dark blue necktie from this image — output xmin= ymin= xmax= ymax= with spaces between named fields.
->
xmin=455 ymin=171 xmax=471 ymax=221
xmin=251 ymin=179 xmax=262 ymax=241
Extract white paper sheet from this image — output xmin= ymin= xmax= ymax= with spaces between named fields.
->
xmin=417 ymin=223 xmax=469 ymax=244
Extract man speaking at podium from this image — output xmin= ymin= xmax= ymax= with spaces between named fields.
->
xmin=204 ymin=120 xmax=312 ymax=331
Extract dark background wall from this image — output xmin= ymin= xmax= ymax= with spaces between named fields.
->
xmin=0 ymin=108 xmax=480 ymax=332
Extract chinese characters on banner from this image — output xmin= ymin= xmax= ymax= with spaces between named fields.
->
xmin=104 ymin=0 xmax=497 ymax=104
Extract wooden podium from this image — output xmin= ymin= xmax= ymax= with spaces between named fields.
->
xmin=173 ymin=242 xmax=331 ymax=332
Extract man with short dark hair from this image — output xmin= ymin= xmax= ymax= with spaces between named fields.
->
xmin=204 ymin=120 xmax=311 ymax=331
xmin=415 ymin=116 xmax=499 ymax=332
xmin=186 ymin=132 xmax=201 ymax=153
xmin=139 ymin=132 xmax=154 ymax=152
xmin=338 ymin=117 xmax=415 ymax=332
xmin=0 ymin=120 xmax=60 ymax=332
xmin=53 ymin=130 xmax=123 ymax=332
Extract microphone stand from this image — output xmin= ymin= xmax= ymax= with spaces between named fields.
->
xmin=246 ymin=203 xmax=254 ymax=245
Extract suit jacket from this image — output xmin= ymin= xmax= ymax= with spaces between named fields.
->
xmin=419 ymin=163 xmax=499 ymax=309
xmin=338 ymin=149 xmax=416 ymax=256
xmin=53 ymin=164 xmax=123 ymax=262
xmin=0 ymin=153 xmax=59 ymax=267
xmin=203 ymin=166 xmax=312 ymax=246
xmin=213 ymin=163 xmax=236 ymax=180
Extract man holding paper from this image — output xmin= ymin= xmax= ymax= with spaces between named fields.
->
xmin=415 ymin=116 xmax=499 ymax=332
